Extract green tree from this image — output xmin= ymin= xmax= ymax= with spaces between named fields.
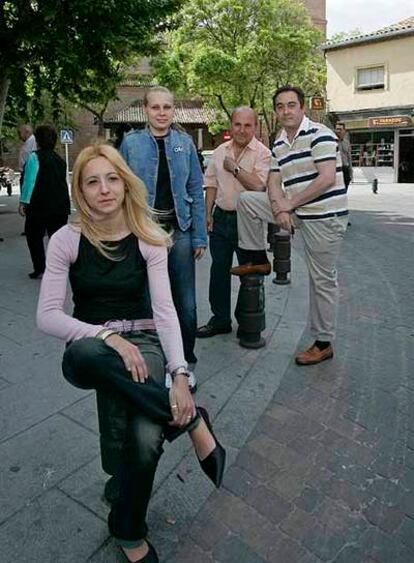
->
xmin=0 ymin=0 xmax=180 ymax=134
xmin=328 ymin=29 xmax=363 ymax=42
xmin=153 ymin=0 xmax=325 ymax=141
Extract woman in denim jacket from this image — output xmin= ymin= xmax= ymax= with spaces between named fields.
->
xmin=120 ymin=87 xmax=207 ymax=386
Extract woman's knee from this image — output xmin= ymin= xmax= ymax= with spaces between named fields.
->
xmin=128 ymin=417 xmax=164 ymax=468
xmin=62 ymin=337 xmax=104 ymax=388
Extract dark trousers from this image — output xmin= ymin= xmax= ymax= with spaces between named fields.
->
xmin=208 ymin=207 xmax=242 ymax=328
xmin=25 ymin=210 xmax=68 ymax=273
xmin=343 ymin=166 xmax=351 ymax=192
xmin=62 ymin=331 xmax=198 ymax=543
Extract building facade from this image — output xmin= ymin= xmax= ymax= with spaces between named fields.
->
xmin=323 ymin=18 xmax=414 ymax=183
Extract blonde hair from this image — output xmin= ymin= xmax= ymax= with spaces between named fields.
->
xmin=71 ymin=144 xmax=171 ymax=257
xmin=143 ymin=86 xmax=174 ymax=106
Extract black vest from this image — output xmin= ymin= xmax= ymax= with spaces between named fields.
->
xmin=29 ymin=150 xmax=70 ymax=217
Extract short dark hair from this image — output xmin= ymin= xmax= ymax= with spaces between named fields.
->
xmin=34 ymin=125 xmax=57 ymax=150
xmin=336 ymin=122 xmax=346 ymax=129
xmin=272 ymin=86 xmax=305 ymax=109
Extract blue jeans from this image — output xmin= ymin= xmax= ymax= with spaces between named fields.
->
xmin=168 ymin=229 xmax=197 ymax=366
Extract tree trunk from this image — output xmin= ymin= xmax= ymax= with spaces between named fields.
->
xmin=0 ymin=72 xmax=11 ymax=137
xmin=97 ymin=116 xmax=106 ymax=138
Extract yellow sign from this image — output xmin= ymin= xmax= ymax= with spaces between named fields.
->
xmin=368 ymin=116 xmax=412 ymax=128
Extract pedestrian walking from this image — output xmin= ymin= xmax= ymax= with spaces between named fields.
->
xmin=17 ymin=123 xmax=37 ymax=236
xmin=120 ymin=86 xmax=207 ymax=389
xmin=197 ymin=107 xmax=271 ymax=338
xmin=36 ymin=144 xmax=225 ymax=563
xmin=335 ymin=121 xmax=353 ymax=226
xmin=231 ymin=86 xmax=348 ymax=365
xmin=19 ymin=124 xmax=70 ymax=279
xmin=335 ymin=122 xmax=353 ymax=192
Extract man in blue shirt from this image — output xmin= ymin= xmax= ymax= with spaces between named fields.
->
xmin=120 ymin=87 xmax=207 ymax=387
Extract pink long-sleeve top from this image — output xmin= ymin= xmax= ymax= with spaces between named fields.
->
xmin=36 ymin=224 xmax=187 ymax=373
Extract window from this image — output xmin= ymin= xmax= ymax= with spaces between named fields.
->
xmin=356 ymin=66 xmax=385 ymax=91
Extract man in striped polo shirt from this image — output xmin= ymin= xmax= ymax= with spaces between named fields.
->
xmin=231 ymin=86 xmax=348 ymax=365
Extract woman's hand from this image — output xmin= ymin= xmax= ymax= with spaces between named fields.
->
xmin=104 ymin=334 xmax=148 ymax=383
xmin=169 ymin=375 xmax=196 ymax=427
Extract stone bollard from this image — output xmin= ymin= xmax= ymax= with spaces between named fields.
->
xmin=267 ymin=223 xmax=279 ymax=251
xmin=271 ymin=229 xmax=291 ymax=285
xmin=235 ymin=274 xmax=266 ymax=348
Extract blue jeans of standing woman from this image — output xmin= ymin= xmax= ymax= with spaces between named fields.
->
xmin=168 ymin=229 xmax=197 ymax=367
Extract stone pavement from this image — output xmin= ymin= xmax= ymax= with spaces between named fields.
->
xmin=1 ymin=182 xmax=414 ymax=562
xmin=170 ymin=183 xmax=414 ymax=563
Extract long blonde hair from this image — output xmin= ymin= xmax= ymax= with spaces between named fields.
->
xmin=71 ymin=144 xmax=171 ymax=257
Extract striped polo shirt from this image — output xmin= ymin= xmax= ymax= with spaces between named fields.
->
xmin=271 ymin=116 xmax=348 ymax=220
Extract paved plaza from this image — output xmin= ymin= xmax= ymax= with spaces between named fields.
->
xmin=1 ymin=181 xmax=414 ymax=562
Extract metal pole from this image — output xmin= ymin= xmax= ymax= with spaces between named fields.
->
xmin=65 ymin=144 xmax=69 ymax=186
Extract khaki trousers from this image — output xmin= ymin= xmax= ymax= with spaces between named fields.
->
xmin=237 ymin=191 xmax=347 ymax=341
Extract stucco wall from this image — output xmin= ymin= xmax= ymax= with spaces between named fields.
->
xmin=326 ymin=35 xmax=414 ymax=112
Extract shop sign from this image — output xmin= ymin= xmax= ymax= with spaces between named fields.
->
xmin=310 ymin=96 xmax=325 ymax=110
xmin=368 ymin=116 xmax=412 ymax=128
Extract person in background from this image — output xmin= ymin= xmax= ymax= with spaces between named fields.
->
xmin=36 ymin=144 xmax=225 ymax=563
xmin=335 ymin=122 xmax=353 ymax=192
xmin=19 ymin=125 xmax=70 ymax=279
xmin=17 ymin=123 xmax=37 ymax=235
xmin=18 ymin=124 xmax=37 ymax=182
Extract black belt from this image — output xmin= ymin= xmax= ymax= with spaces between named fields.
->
xmin=215 ymin=206 xmax=237 ymax=215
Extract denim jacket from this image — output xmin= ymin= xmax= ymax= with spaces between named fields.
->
xmin=120 ymin=127 xmax=207 ymax=249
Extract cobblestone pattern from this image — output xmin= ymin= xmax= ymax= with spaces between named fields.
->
xmin=167 ymin=208 xmax=414 ymax=563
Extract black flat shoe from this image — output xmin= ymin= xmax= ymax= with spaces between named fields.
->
xmin=119 ymin=541 xmax=159 ymax=563
xmin=28 ymin=271 xmax=44 ymax=279
xmin=197 ymin=406 xmax=226 ymax=488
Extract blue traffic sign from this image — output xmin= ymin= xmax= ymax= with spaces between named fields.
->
xmin=60 ymin=129 xmax=74 ymax=144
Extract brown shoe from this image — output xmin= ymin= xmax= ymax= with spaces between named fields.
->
xmin=295 ymin=344 xmax=334 ymax=365
xmin=230 ymin=262 xmax=271 ymax=276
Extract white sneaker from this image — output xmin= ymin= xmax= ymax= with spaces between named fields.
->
xmin=165 ymin=371 xmax=197 ymax=393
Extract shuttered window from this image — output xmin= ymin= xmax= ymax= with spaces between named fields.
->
xmin=356 ymin=66 xmax=385 ymax=90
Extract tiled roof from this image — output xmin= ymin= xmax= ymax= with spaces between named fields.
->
xmin=323 ymin=16 xmax=414 ymax=50
xmin=105 ymin=99 xmax=216 ymax=125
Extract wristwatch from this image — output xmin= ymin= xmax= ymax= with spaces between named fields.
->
xmin=96 ymin=329 xmax=118 ymax=341
xmin=171 ymin=366 xmax=190 ymax=381
xmin=233 ymin=165 xmax=241 ymax=177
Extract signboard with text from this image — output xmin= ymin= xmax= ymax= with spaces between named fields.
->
xmin=368 ymin=116 xmax=412 ymax=128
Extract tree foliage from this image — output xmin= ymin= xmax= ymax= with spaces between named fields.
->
xmin=153 ymin=0 xmax=325 ymax=140
xmin=0 ymin=0 xmax=180 ymax=133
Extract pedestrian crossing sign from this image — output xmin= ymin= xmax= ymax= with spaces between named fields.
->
xmin=60 ymin=129 xmax=74 ymax=144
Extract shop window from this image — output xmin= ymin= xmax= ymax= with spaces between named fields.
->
xmin=356 ymin=66 xmax=385 ymax=91
xmin=350 ymin=131 xmax=394 ymax=167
